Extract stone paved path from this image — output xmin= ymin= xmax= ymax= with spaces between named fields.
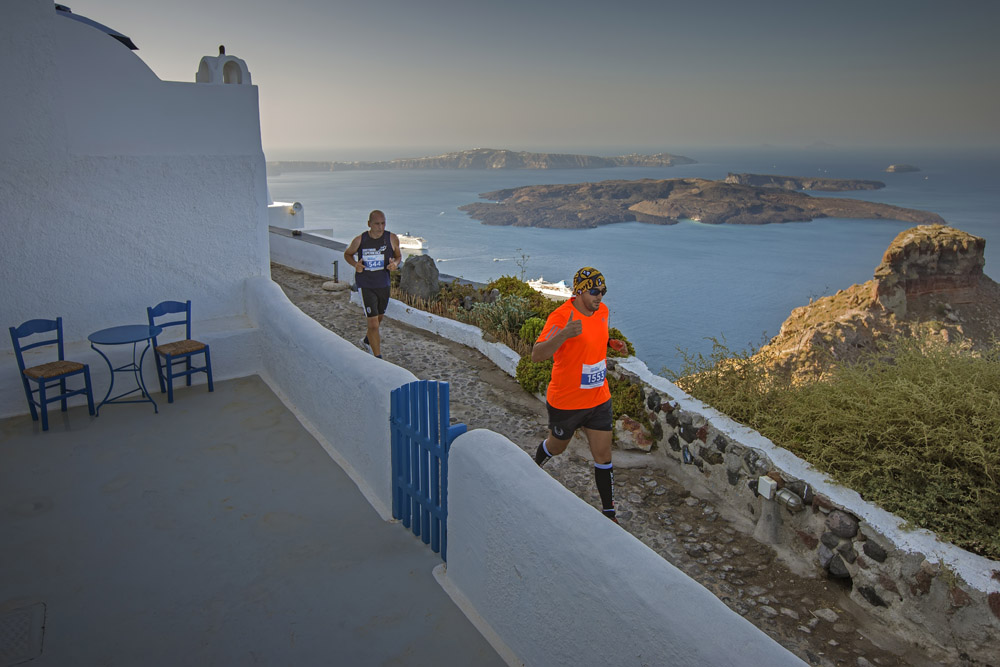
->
xmin=273 ymin=263 xmax=947 ymax=667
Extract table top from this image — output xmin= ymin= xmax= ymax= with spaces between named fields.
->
xmin=88 ymin=324 xmax=163 ymax=346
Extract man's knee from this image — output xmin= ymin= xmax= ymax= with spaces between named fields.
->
xmin=586 ymin=429 xmax=613 ymax=464
xmin=544 ymin=434 xmax=571 ymax=455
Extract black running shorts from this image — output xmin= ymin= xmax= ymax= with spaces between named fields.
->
xmin=546 ymin=398 xmax=613 ymax=440
xmin=359 ymin=286 xmax=390 ymax=317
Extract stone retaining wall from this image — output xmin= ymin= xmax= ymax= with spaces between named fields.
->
xmin=608 ymin=357 xmax=1000 ymax=665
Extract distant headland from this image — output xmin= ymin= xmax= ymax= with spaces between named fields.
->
xmin=265 ymin=148 xmax=696 ymax=174
xmin=458 ymin=177 xmax=946 ymax=228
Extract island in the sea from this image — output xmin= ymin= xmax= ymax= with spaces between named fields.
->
xmin=458 ymin=177 xmax=946 ymax=228
xmin=886 ymin=164 xmax=921 ymax=173
xmin=265 ymin=148 xmax=695 ymax=174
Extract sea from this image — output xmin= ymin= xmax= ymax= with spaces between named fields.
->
xmin=266 ymin=146 xmax=1000 ymax=376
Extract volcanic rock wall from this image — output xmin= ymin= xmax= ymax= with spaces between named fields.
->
xmin=873 ymin=225 xmax=985 ymax=316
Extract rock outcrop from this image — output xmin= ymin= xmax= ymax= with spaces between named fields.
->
xmin=399 ymin=254 xmax=440 ymax=302
xmin=872 ymin=225 xmax=985 ymax=316
xmin=460 ymin=178 xmax=946 ymax=229
xmin=724 ymin=173 xmax=885 ymax=191
xmin=756 ymin=225 xmax=1000 ymax=382
xmin=266 ymin=148 xmax=695 ymax=174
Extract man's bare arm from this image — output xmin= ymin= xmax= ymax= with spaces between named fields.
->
xmin=344 ymin=235 xmax=362 ymax=271
xmin=388 ymin=233 xmax=402 ymax=270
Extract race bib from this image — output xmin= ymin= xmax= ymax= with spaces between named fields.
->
xmin=361 ymin=248 xmax=384 ymax=271
xmin=579 ymin=360 xmax=607 ymax=389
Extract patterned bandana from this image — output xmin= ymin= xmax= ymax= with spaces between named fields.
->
xmin=572 ymin=266 xmax=606 ymax=294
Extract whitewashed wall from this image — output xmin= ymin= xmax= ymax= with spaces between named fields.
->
xmin=245 ymin=277 xmax=415 ymax=518
xmin=268 ymin=230 xmax=344 ymax=280
xmin=0 ymin=0 xmax=269 ymax=416
xmin=442 ymin=429 xmax=804 ymax=666
xmin=268 ymin=202 xmax=304 ymax=229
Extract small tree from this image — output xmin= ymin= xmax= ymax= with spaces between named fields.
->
xmin=515 ymin=247 xmax=530 ymax=281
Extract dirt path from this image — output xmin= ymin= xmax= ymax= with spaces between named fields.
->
xmin=273 ymin=263 xmax=942 ymax=667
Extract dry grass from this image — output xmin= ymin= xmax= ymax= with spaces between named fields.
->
xmin=669 ymin=336 xmax=1000 ymax=560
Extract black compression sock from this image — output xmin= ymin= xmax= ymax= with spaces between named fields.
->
xmin=595 ymin=462 xmax=615 ymax=515
xmin=534 ymin=439 xmax=553 ymax=467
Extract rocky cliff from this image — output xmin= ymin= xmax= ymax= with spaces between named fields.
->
xmin=460 ymin=178 xmax=946 ymax=228
xmin=757 ymin=225 xmax=1000 ymax=382
xmin=266 ymin=148 xmax=695 ymax=174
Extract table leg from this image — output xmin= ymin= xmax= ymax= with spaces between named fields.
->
xmin=137 ymin=340 xmax=158 ymax=414
xmin=91 ymin=343 xmax=115 ymax=416
xmin=90 ymin=339 xmax=158 ymax=414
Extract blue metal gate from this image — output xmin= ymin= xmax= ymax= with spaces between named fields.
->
xmin=390 ymin=380 xmax=467 ymax=561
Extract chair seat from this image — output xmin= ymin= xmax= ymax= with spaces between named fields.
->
xmin=155 ymin=339 xmax=206 ymax=356
xmin=10 ymin=316 xmax=95 ymax=430
xmin=147 ymin=300 xmax=214 ymax=404
xmin=23 ymin=360 xmax=86 ymax=380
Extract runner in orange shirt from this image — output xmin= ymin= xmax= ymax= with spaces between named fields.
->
xmin=532 ymin=266 xmax=623 ymax=523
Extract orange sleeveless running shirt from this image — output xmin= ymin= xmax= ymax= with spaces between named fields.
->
xmin=536 ymin=299 xmax=611 ymax=410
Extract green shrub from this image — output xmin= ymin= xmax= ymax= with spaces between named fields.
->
xmin=519 ymin=317 xmax=546 ymax=344
xmin=516 ymin=356 xmax=552 ymax=395
xmin=464 ymin=294 xmax=534 ymax=336
xmin=487 ymin=274 xmax=561 ymax=318
xmin=487 ymin=275 xmax=537 ymax=298
xmin=668 ymin=336 xmax=1000 ymax=560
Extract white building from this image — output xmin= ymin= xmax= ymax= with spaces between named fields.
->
xmin=0 ymin=0 xmax=268 ymax=417
xmin=0 ymin=2 xmax=803 ymax=664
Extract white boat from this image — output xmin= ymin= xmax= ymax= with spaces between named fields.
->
xmin=527 ymin=276 xmax=572 ymax=299
xmin=399 ymin=233 xmax=427 ymax=250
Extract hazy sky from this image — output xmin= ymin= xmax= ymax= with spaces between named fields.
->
xmin=72 ymin=0 xmax=1000 ymax=159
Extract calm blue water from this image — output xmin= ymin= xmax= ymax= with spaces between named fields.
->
xmin=267 ymin=147 xmax=1000 ymax=375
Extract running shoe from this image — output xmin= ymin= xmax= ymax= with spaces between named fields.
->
xmin=360 ymin=336 xmax=373 ymax=354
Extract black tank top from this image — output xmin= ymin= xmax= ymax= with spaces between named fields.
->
xmin=355 ymin=231 xmax=392 ymax=289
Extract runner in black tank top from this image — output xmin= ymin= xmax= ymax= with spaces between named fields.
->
xmin=343 ymin=210 xmax=401 ymax=358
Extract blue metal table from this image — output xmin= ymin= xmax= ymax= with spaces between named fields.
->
xmin=88 ymin=324 xmax=163 ymax=415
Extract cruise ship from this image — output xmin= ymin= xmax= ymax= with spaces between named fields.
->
xmin=527 ymin=276 xmax=572 ymax=299
xmin=399 ymin=233 xmax=428 ymax=250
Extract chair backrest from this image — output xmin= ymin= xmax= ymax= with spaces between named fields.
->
xmin=147 ymin=300 xmax=193 ymax=341
xmin=9 ymin=317 xmax=65 ymax=373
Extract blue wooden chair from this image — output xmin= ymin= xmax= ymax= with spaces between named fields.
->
xmin=9 ymin=317 xmax=95 ymax=431
xmin=146 ymin=300 xmax=214 ymax=403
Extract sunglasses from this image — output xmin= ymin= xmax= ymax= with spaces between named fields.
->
xmin=587 ymin=287 xmax=607 ymax=296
